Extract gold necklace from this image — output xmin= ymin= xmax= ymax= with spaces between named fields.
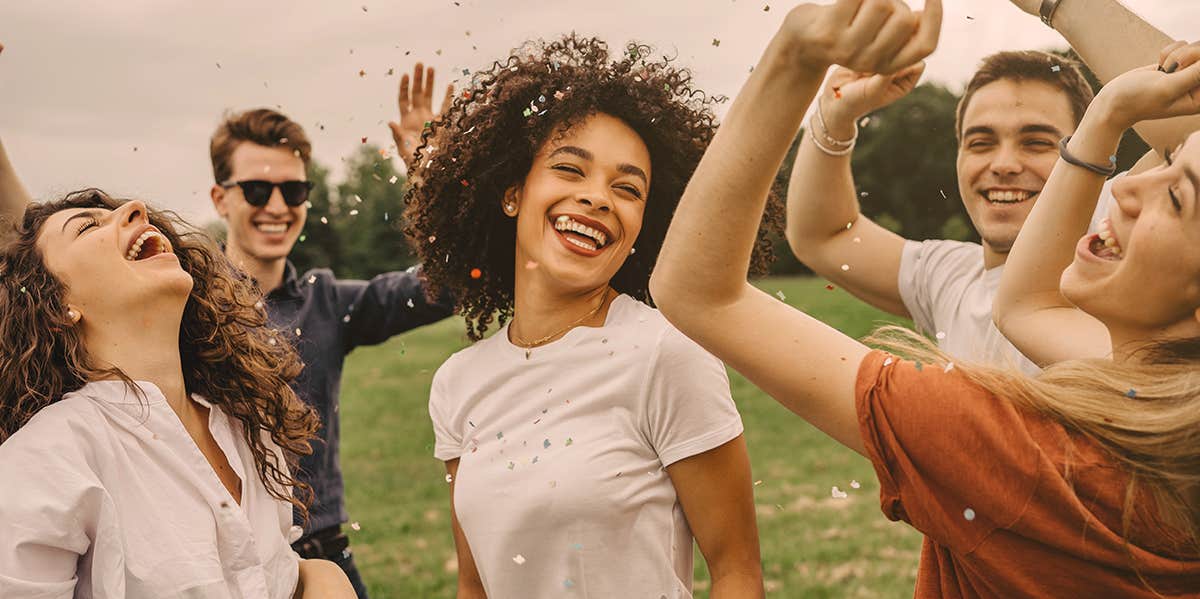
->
xmin=511 ymin=288 xmax=610 ymax=359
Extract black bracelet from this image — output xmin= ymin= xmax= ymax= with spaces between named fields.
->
xmin=1058 ymin=136 xmax=1117 ymax=177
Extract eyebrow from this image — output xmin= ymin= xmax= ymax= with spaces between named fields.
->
xmin=1165 ymin=144 xmax=1200 ymax=197
xmin=60 ymin=209 xmax=105 ymax=233
xmin=548 ymin=145 xmax=649 ymax=187
xmin=961 ymin=124 xmax=1064 ymax=138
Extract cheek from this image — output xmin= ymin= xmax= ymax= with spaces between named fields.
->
xmin=1028 ymin=153 xmax=1058 ymax=181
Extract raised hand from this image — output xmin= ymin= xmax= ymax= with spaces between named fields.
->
xmin=783 ymin=0 xmax=942 ymax=76
xmin=1006 ymin=0 xmax=1039 ymax=17
xmin=388 ymin=62 xmax=454 ymax=173
xmin=1095 ymin=41 xmax=1200 ymax=129
xmin=820 ymin=62 xmax=926 ymax=129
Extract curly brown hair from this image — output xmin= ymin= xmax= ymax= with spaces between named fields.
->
xmin=0 ymin=189 xmax=320 ymax=519
xmin=404 ymin=34 xmax=784 ymax=341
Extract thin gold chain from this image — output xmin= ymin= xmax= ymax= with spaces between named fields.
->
xmin=511 ymin=287 xmax=610 ymax=349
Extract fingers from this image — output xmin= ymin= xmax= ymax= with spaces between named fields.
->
xmin=441 ymin=84 xmax=455 ymax=115
xmin=398 ymin=74 xmax=411 ymax=116
xmin=890 ymin=61 xmax=926 ymax=87
xmin=1160 ymin=57 xmax=1200 ymax=106
xmin=830 ymin=0 xmax=868 ymax=25
xmin=1159 ymin=40 xmax=1187 ymax=72
xmin=411 ymin=62 xmax=426 ymax=101
xmin=844 ymin=0 xmax=897 ymax=52
xmin=1161 ymin=41 xmax=1199 ymax=74
xmin=424 ymin=66 xmax=436 ymax=103
xmin=885 ymin=0 xmax=942 ymax=74
xmin=863 ymin=2 xmax=918 ymax=72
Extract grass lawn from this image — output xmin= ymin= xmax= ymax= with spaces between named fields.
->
xmin=337 ymin=276 xmax=924 ymax=597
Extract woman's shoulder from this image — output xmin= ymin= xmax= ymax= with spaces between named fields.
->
xmin=0 ymin=391 xmax=104 ymax=473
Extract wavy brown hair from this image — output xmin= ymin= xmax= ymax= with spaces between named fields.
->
xmin=0 ymin=189 xmax=320 ymax=518
xmin=404 ymin=34 xmax=784 ymax=340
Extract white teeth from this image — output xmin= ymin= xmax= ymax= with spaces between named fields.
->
xmin=552 ymin=216 xmax=607 ymax=247
xmin=125 ymin=230 xmax=166 ymax=261
xmin=987 ymin=190 xmax=1030 ymax=203
xmin=256 ymin=223 xmax=288 ymax=234
xmin=565 ymin=237 xmax=596 ymax=251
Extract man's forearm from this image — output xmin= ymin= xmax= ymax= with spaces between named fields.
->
xmin=0 ymin=136 xmax=32 ymax=234
xmin=1051 ymin=0 xmax=1197 ymax=150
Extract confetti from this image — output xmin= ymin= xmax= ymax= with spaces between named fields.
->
xmin=883 ymin=357 xmax=894 ymax=366
xmin=1125 ymin=389 xmax=1137 ymax=398
xmin=507 ymin=461 xmax=515 ymax=470
xmin=935 ymin=331 xmax=946 ymax=340
xmin=320 ymin=216 xmax=329 ymax=224
xmin=939 ymin=189 xmax=948 ymax=199
xmin=850 ymin=480 xmax=861 ymax=489
xmin=269 ymin=338 xmax=277 ymax=346
xmin=525 ymin=260 xmax=539 ymax=270
xmin=565 ymin=437 xmax=573 ymax=446
xmin=342 ymin=315 xmax=351 ymax=323
xmin=571 ymin=543 xmax=583 ymax=550
xmin=776 ymin=290 xmax=786 ymax=301
xmin=564 ymin=579 xmax=575 ymax=589
xmin=358 ymin=69 xmax=366 ymax=77
xmin=496 ymin=431 xmax=504 ymax=440
xmin=833 ymin=86 xmax=842 ymax=99
xmin=445 ymin=474 xmax=453 ymax=483
xmin=513 ymin=554 xmax=526 ymax=565
xmin=428 ymin=235 xmax=437 ymax=243
xmin=831 ymin=486 xmax=848 ymax=499
xmin=944 ymin=362 xmax=956 ymax=373
xmin=349 ymin=209 xmax=359 ymax=216
xmin=350 ymin=521 xmax=361 ymax=531
xmin=523 ymin=108 xmax=532 ymax=117
xmin=389 ymin=175 xmax=398 ymax=184
xmin=295 ymin=328 xmax=302 ymax=336
xmin=963 ymin=508 xmax=976 ymax=521
xmin=470 ymin=268 xmax=482 ymax=279
xmin=840 ymin=264 xmax=850 ymax=271
xmin=361 ymin=137 xmax=367 ymax=144
xmin=554 ymin=90 xmax=565 ymax=100
xmin=712 ymin=39 xmax=721 ymax=47
xmin=914 ymin=362 xmax=924 ymax=371
xmin=1051 ymin=65 xmax=1061 ymax=72
xmin=859 ymin=116 xmax=871 ymax=128
xmin=754 ymin=480 xmax=763 ymax=486
xmin=852 ymin=236 xmax=861 ymax=243
xmin=543 ymin=439 xmax=551 ymax=449
xmin=825 ymin=284 xmax=835 ymax=291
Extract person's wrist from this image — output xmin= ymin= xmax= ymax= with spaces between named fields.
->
xmin=1066 ymin=113 xmax=1124 ymax=169
xmin=776 ymin=7 xmax=835 ymax=74
xmin=819 ymin=97 xmax=859 ymax=139
xmin=1084 ymin=92 xmax=1137 ymax=137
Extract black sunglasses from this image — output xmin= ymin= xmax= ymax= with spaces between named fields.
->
xmin=220 ymin=179 xmax=313 ymax=207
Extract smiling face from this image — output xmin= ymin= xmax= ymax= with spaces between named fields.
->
xmin=211 ymin=142 xmax=308 ymax=264
xmin=1061 ymin=133 xmax=1200 ymax=340
xmin=35 ymin=201 xmax=193 ymax=327
xmin=957 ymin=79 xmax=1077 ymax=261
xmin=510 ymin=113 xmax=651 ymax=294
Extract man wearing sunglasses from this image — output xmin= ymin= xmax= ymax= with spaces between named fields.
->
xmin=209 ymin=107 xmax=453 ymax=598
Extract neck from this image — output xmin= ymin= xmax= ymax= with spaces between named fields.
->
xmin=510 ymin=273 xmax=612 ymax=347
xmin=226 ymin=244 xmax=287 ymax=294
xmin=82 ymin=309 xmax=191 ymax=414
xmin=983 ymin=244 xmax=1008 ymax=270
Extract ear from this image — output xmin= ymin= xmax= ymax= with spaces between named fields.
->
xmin=66 ymin=304 xmax=82 ymax=324
xmin=1193 ymin=305 xmax=1200 ymax=326
xmin=211 ymin=184 xmax=230 ymax=219
xmin=501 ymin=186 xmax=521 ymax=217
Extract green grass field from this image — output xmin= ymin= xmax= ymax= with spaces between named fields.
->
xmin=337 ymin=276 xmax=924 ymax=598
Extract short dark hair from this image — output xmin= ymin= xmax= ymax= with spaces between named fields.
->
xmin=210 ymin=108 xmax=312 ymax=184
xmin=955 ymin=50 xmax=1094 ymax=140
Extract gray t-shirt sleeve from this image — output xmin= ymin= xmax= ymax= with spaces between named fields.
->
xmin=642 ymin=325 xmax=744 ymax=468
xmin=897 ymin=239 xmax=940 ymax=335
xmin=897 ymin=239 xmax=983 ymax=337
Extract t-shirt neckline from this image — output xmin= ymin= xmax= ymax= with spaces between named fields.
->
xmin=499 ymin=293 xmax=632 ymax=360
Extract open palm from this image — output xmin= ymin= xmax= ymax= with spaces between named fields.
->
xmin=388 ymin=62 xmax=454 ymax=173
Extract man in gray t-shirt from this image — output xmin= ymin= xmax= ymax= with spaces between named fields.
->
xmin=784 ymin=0 xmax=1196 ymax=371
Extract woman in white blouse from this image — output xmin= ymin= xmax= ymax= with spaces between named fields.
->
xmin=0 ymin=189 xmax=355 ymax=598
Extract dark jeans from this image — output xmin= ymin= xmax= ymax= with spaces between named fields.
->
xmin=293 ymin=526 xmax=369 ymax=599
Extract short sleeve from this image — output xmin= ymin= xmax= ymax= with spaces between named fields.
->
xmin=643 ymin=325 xmax=744 ymax=467
xmin=429 ymin=363 xmax=463 ymax=462
xmin=854 ymin=351 xmax=1041 ymax=554
xmin=897 ymin=239 xmax=979 ymax=336
xmin=0 ymin=425 xmax=95 ymax=596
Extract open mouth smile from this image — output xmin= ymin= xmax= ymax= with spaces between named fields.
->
xmin=253 ymin=221 xmax=291 ymax=235
xmin=124 ymin=227 xmax=173 ymax=261
xmin=1087 ymin=217 xmax=1124 ymax=261
xmin=981 ymin=189 xmax=1038 ymax=205
xmin=551 ymin=214 xmax=613 ymax=255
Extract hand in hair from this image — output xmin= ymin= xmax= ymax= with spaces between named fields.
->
xmin=388 ymin=62 xmax=454 ymax=174
xmin=782 ymin=0 xmax=942 ymax=76
xmin=1093 ymin=41 xmax=1200 ymax=132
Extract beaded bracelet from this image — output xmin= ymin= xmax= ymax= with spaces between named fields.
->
xmin=808 ymin=123 xmax=856 ymax=156
xmin=1058 ymin=136 xmax=1117 ymax=177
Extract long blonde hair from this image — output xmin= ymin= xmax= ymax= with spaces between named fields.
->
xmin=866 ymin=326 xmax=1200 ymax=557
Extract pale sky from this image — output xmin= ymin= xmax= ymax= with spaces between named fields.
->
xmin=1 ymin=0 xmax=1196 ymax=225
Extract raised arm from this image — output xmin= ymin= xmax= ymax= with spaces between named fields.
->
xmin=1008 ymin=0 xmax=1199 ymax=153
xmin=652 ymin=0 xmax=941 ymax=455
xmin=0 ymin=44 xmax=33 ymax=238
xmin=994 ymin=47 xmax=1200 ymax=364
xmin=785 ymin=64 xmax=925 ymax=317
xmin=388 ymin=62 xmax=454 ymax=175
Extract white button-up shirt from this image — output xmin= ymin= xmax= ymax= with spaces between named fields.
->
xmin=0 ymin=381 xmax=302 ymax=598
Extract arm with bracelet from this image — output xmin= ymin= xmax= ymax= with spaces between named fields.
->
xmin=0 ymin=43 xmax=33 ymax=241
xmin=994 ymin=51 xmax=1200 ymax=365
xmin=784 ymin=62 xmax=926 ymax=318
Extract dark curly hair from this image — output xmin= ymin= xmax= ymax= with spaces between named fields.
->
xmin=0 ymin=189 xmax=320 ymax=519
xmin=404 ymin=34 xmax=784 ymax=340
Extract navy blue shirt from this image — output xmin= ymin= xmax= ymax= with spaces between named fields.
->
xmin=263 ymin=261 xmax=452 ymax=533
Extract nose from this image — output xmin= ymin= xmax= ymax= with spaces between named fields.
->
xmin=264 ymin=186 xmax=290 ymax=213
xmin=1110 ymin=176 xmax=1142 ymax=219
xmin=989 ymin=142 xmax=1023 ymax=177
xmin=118 ymin=200 xmax=150 ymax=227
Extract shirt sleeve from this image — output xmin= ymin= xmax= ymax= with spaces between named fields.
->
xmin=896 ymin=239 xmax=978 ymax=336
xmin=0 ymin=426 xmax=96 ymax=597
xmin=1087 ymin=172 xmax=1123 ymax=234
xmin=854 ymin=350 xmax=1042 ymax=554
xmin=643 ymin=325 xmax=744 ymax=467
xmin=429 ymin=362 xmax=464 ymax=462
xmin=333 ymin=266 xmax=455 ymax=352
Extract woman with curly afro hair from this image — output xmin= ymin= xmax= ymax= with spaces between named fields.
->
xmin=396 ymin=35 xmax=781 ymax=597
xmin=0 ymin=190 xmax=355 ymax=597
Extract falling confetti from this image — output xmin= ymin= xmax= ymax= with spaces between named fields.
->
xmin=294 ymin=328 xmax=302 ymax=337
xmin=944 ymin=362 xmax=956 ymax=373
xmin=470 ymin=268 xmax=482 ymax=279
xmin=825 ymin=284 xmax=835 ymax=291
xmin=349 ymin=209 xmax=359 ymax=216
xmin=935 ymin=331 xmax=946 ymax=340
xmin=543 ymin=439 xmax=551 ymax=449
xmin=1125 ymin=389 xmax=1137 ymax=398
xmin=445 ymin=474 xmax=453 ymax=483
xmin=712 ymin=39 xmax=721 ymax=47
xmin=850 ymin=480 xmax=861 ymax=489
xmin=361 ymin=137 xmax=367 ymax=144
xmin=507 ymin=461 xmax=515 ymax=470
xmin=350 ymin=521 xmax=361 ymax=531
xmin=754 ymin=480 xmax=763 ymax=486
xmin=831 ymin=486 xmax=848 ymax=499
xmin=883 ymin=357 xmax=894 ymax=366
xmin=564 ymin=579 xmax=576 ymax=589
xmin=840 ymin=264 xmax=850 ymax=271
xmin=1051 ymin=65 xmax=1061 ymax=72
xmin=406 ymin=298 xmax=415 ymax=308
xmin=565 ymin=437 xmax=573 ymax=446
xmin=389 ymin=175 xmax=398 ymax=184
xmin=513 ymin=554 xmax=526 ymax=565
xmin=497 ymin=431 xmax=504 ymax=440
xmin=963 ymin=508 xmax=976 ymax=521
xmin=525 ymin=260 xmax=539 ymax=270
xmin=776 ymin=290 xmax=786 ymax=301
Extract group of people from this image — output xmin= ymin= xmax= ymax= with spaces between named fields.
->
xmin=1 ymin=0 xmax=1198 ymax=596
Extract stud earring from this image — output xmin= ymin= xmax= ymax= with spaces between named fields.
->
xmin=67 ymin=309 xmax=78 ymax=320
xmin=504 ymin=202 xmax=517 ymax=215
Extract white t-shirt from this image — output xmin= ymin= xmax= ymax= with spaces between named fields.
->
xmin=897 ymin=177 xmax=1118 ymax=376
xmin=0 ymin=381 xmax=301 ymax=599
xmin=430 ymin=294 xmax=743 ymax=598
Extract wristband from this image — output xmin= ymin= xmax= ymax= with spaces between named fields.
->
xmin=1058 ymin=136 xmax=1117 ymax=177
xmin=1039 ymin=0 xmax=1062 ymax=27
xmin=813 ymin=98 xmax=858 ymax=148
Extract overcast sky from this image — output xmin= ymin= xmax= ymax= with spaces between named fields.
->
xmin=2 ymin=1 xmax=1196 ymax=225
